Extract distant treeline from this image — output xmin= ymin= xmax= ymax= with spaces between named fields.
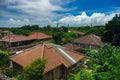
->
xmin=0 ymin=14 xmax=120 ymax=46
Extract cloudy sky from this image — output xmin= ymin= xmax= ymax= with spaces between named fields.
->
xmin=0 ymin=0 xmax=120 ymax=27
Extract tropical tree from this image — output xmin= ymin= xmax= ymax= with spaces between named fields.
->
xmin=69 ymin=46 xmax=120 ymax=80
xmin=88 ymin=46 xmax=120 ymax=79
xmin=53 ymin=32 xmax=74 ymax=45
xmin=23 ymin=58 xmax=46 ymax=80
xmin=105 ymin=14 xmax=120 ymax=46
xmin=69 ymin=68 xmax=93 ymax=80
xmin=21 ymin=25 xmax=39 ymax=30
xmin=87 ymin=26 xmax=106 ymax=37
xmin=0 ymin=50 xmax=9 ymax=67
xmin=0 ymin=41 xmax=4 ymax=49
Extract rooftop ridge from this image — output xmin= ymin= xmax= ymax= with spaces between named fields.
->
xmin=57 ymin=48 xmax=77 ymax=64
xmin=41 ymin=44 xmax=45 ymax=59
xmin=50 ymin=43 xmax=77 ymax=64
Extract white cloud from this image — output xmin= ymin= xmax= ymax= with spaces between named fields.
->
xmin=59 ymin=12 xmax=115 ymax=26
xmin=8 ymin=18 xmax=30 ymax=26
xmin=6 ymin=0 xmax=72 ymax=19
xmin=1 ymin=0 xmax=119 ymax=27
xmin=2 ymin=0 xmax=76 ymax=27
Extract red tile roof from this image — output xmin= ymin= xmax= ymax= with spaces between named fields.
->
xmin=1 ymin=35 xmax=32 ymax=42
xmin=29 ymin=32 xmax=52 ymax=40
xmin=63 ymin=43 xmax=81 ymax=51
xmin=0 ymin=30 xmax=13 ymax=35
xmin=73 ymin=34 xmax=105 ymax=47
xmin=10 ymin=43 xmax=84 ymax=73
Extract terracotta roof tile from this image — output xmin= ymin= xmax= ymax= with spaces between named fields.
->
xmin=73 ymin=34 xmax=105 ymax=47
xmin=10 ymin=43 xmax=84 ymax=73
xmin=1 ymin=35 xmax=32 ymax=42
xmin=63 ymin=43 xmax=81 ymax=51
xmin=29 ymin=32 xmax=52 ymax=40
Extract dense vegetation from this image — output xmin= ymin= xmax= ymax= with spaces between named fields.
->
xmin=0 ymin=50 xmax=18 ymax=77
xmin=0 ymin=16 xmax=119 ymax=53
xmin=23 ymin=58 xmax=46 ymax=80
xmin=69 ymin=45 xmax=120 ymax=80
xmin=0 ymin=42 xmax=4 ymax=50
xmin=103 ymin=14 xmax=120 ymax=46
xmin=0 ymin=14 xmax=120 ymax=46
xmin=0 ymin=50 xmax=9 ymax=67
xmin=0 ymin=14 xmax=120 ymax=80
xmin=0 ymin=25 xmax=80 ymax=45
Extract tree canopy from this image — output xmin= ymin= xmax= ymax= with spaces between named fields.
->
xmin=69 ymin=46 xmax=120 ymax=80
xmin=0 ymin=50 xmax=9 ymax=67
xmin=104 ymin=14 xmax=120 ymax=46
xmin=21 ymin=25 xmax=39 ymax=30
xmin=87 ymin=26 xmax=106 ymax=37
xmin=53 ymin=32 xmax=78 ymax=45
xmin=69 ymin=68 xmax=93 ymax=80
xmin=23 ymin=58 xmax=46 ymax=80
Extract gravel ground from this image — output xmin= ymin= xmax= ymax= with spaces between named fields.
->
xmin=0 ymin=70 xmax=12 ymax=80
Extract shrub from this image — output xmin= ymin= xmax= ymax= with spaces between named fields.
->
xmin=1 ymin=66 xmax=18 ymax=77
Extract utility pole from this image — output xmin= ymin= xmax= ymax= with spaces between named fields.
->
xmin=90 ymin=23 xmax=92 ymax=27
xmin=8 ymin=25 xmax=11 ymax=51
xmin=57 ymin=23 xmax=60 ymax=29
xmin=67 ymin=24 xmax=69 ymax=27
xmin=56 ymin=23 xmax=60 ymax=33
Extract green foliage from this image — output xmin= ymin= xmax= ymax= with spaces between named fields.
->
xmin=87 ymin=26 xmax=106 ymax=37
xmin=39 ymin=25 xmax=56 ymax=35
xmin=23 ymin=58 xmax=46 ymax=80
xmin=83 ymin=48 xmax=91 ymax=55
xmin=69 ymin=46 xmax=120 ymax=80
xmin=68 ymin=32 xmax=79 ymax=38
xmin=0 ymin=41 xmax=4 ymax=49
xmin=104 ymin=14 xmax=120 ymax=46
xmin=53 ymin=32 xmax=78 ymax=45
xmin=13 ymin=75 xmax=24 ymax=80
xmin=10 ymin=28 xmax=32 ymax=36
xmin=1 ymin=66 xmax=18 ymax=77
xmin=60 ymin=26 xmax=68 ymax=32
xmin=77 ymin=26 xmax=90 ymax=33
xmin=102 ymin=30 xmax=113 ymax=43
xmin=0 ymin=50 xmax=9 ymax=67
xmin=106 ymin=14 xmax=120 ymax=34
xmin=88 ymin=46 xmax=120 ymax=79
xmin=21 ymin=25 xmax=39 ymax=30
xmin=69 ymin=68 xmax=93 ymax=80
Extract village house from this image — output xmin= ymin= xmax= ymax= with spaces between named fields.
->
xmin=10 ymin=43 xmax=84 ymax=80
xmin=0 ymin=30 xmax=13 ymax=39
xmin=1 ymin=35 xmax=34 ymax=47
xmin=29 ymin=32 xmax=52 ymax=41
xmin=73 ymin=34 xmax=105 ymax=49
xmin=1 ymin=32 xmax=52 ymax=48
xmin=1 ymin=30 xmax=13 ymax=36
xmin=63 ymin=43 xmax=81 ymax=52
